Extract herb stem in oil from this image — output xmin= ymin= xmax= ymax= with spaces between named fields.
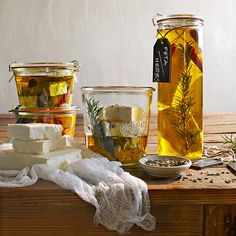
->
xmin=86 ymin=98 xmax=116 ymax=159
xmin=171 ymin=41 xmax=200 ymax=153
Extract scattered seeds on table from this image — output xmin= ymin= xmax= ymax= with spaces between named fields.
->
xmin=207 ymin=173 xmax=220 ymax=176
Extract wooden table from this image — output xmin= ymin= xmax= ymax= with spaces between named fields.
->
xmin=0 ymin=113 xmax=236 ymax=236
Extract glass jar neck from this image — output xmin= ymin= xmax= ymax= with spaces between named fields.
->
xmin=154 ymin=14 xmax=204 ymax=31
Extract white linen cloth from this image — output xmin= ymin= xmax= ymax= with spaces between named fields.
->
xmin=0 ymin=143 xmax=156 ymax=233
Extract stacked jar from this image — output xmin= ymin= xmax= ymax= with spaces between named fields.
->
xmin=9 ymin=61 xmax=80 ymax=137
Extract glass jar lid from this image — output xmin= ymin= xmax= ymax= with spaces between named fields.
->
xmin=81 ymin=86 xmax=155 ymax=94
xmin=10 ymin=105 xmax=79 ymax=114
xmin=9 ymin=61 xmax=80 ymax=72
xmin=153 ymin=14 xmax=204 ymax=26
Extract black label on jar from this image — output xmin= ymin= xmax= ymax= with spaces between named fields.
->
xmin=153 ymin=38 xmax=171 ymax=83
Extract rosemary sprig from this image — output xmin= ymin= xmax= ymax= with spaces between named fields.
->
xmin=85 ymin=97 xmax=116 ymax=159
xmin=222 ymin=134 xmax=236 ymax=153
xmin=171 ymin=41 xmax=201 ymax=152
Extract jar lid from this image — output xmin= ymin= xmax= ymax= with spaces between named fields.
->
xmin=9 ymin=61 xmax=80 ymax=71
xmin=10 ymin=105 xmax=79 ymax=114
xmin=153 ymin=14 xmax=204 ymax=26
xmin=81 ymin=86 xmax=155 ymax=93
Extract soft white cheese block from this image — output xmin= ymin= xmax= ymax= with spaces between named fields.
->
xmin=99 ymin=105 xmax=144 ymax=122
xmin=7 ymin=123 xmax=62 ymax=141
xmin=0 ymin=148 xmax=81 ymax=170
xmin=100 ymin=121 xmax=146 ymax=137
xmin=12 ymin=136 xmax=69 ymax=154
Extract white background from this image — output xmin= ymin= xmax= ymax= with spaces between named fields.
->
xmin=0 ymin=0 xmax=235 ymax=113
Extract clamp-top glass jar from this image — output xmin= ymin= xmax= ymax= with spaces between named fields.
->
xmin=153 ymin=14 xmax=204 ymax=159
xmin=9 ymin=61 xmax=79 ymax=108
xmin=81 ymin=86 xmax=155 ymax=165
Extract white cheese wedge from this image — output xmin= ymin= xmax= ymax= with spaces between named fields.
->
xmin=12 ymin=136 xmax=69 ymax=154
xmin=7 ymin=123 xmax=62 ymax=141
xmin=100 ymin=121 xmax=146 ymax=137
xmin=0 ymin=148 xmax=81 ymax=170
xmin=99 ymin=105 xmax=144 ymax=122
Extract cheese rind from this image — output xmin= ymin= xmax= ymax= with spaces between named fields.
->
xmin=0 ymin=148 xmax=81 ymax=170
xmin=7 ymin=123 xmax=62 ymax=141
xmin=12 ymin=136 xmax=68 ymax=154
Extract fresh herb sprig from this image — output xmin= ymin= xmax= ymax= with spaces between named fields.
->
xmin=222 ymin=134 xmax=236 ymax=153
xmin=86 ymin=97 xmax=116 ymax=159
xmin=171 ymin=41 xmax=201 ymax=152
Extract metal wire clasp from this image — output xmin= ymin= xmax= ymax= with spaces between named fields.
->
xmin=152 ymin=13 xmax=163 ymax=26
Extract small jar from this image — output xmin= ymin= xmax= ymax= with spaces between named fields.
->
xmin=81 ymin=86 xmax=155 ymax=165
xmin=9 ymin=61 xmax=79 ymax=108
xmin=153 ymin=14 xmax=204 ymax=159
xmin=11 ymin=106 xmax=79 ymax=137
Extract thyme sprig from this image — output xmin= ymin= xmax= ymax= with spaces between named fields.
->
xmin=86 ymin=97 xmax=116 ymax=159
xmin=222 ymin=134 xmax=236 ymax=153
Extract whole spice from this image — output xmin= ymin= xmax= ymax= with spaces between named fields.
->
xmin=145 ymin=159 xmax=188 ymax=167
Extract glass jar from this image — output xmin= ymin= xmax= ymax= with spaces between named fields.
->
xmin=9 ymin=61 xmax=79 ymax=108
xmin=153 ymin=14 xmax=204 ymax=159
xmin=10 ymin=106 xmax=79 ymax=137
xmin=81 ymin=86 xmax=155 ymax=165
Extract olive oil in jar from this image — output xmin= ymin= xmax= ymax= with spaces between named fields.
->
xmin=81 ymin=87 xmax=154 ymax=166
xmin=87 ymin=135 xmax=148 ymax=165
xmin=9 ymin=61 xmax=79 ymax=108
xmin=154 ymin=15 xmax=204 ymax=159
xmin=15 ymin=75 xmax=74 ymax=108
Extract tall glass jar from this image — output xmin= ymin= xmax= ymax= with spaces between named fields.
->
xmin=153 ymin=14 xmax=204 ymax=159
xmin=81 ymin=86 xmax=154 ymax=165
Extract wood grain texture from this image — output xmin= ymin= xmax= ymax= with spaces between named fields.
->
xmin=0 ymin=113 xmax=236 ymax=235
xmin=0 ymin=190 xmax=203 ymax=236
xmin=204 ymin=205 xmax=236 ymax=236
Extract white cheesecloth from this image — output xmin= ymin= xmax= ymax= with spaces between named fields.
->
xmin=0 ymin=144 xmax=156 ymax=233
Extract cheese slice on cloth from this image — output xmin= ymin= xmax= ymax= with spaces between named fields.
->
xmin=7 ymin=123 xmax=62 ymax=141
xmin=0 ymin=148 xmax=82 ymax=170
xmin=12 ymin=135 xmax=69 ymax=154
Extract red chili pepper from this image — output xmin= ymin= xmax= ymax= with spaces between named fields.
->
xmin=55 ymin=93 xmax=68 ymax=107
xmin=190 ymin=30 xmax=199 ymax=43
xmin=171 ymin=44 xmax=176 ymax=56
xmin=189 ymin=46 xmax=203 ymax=72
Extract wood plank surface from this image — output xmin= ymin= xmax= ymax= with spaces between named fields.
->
xmin=1 ymin=112 xmax=236 ymax=150
xmin=0 ymin=113 xmax=236 ymax=236
xmin=204 ymin=205 xmax=236 ymax=236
